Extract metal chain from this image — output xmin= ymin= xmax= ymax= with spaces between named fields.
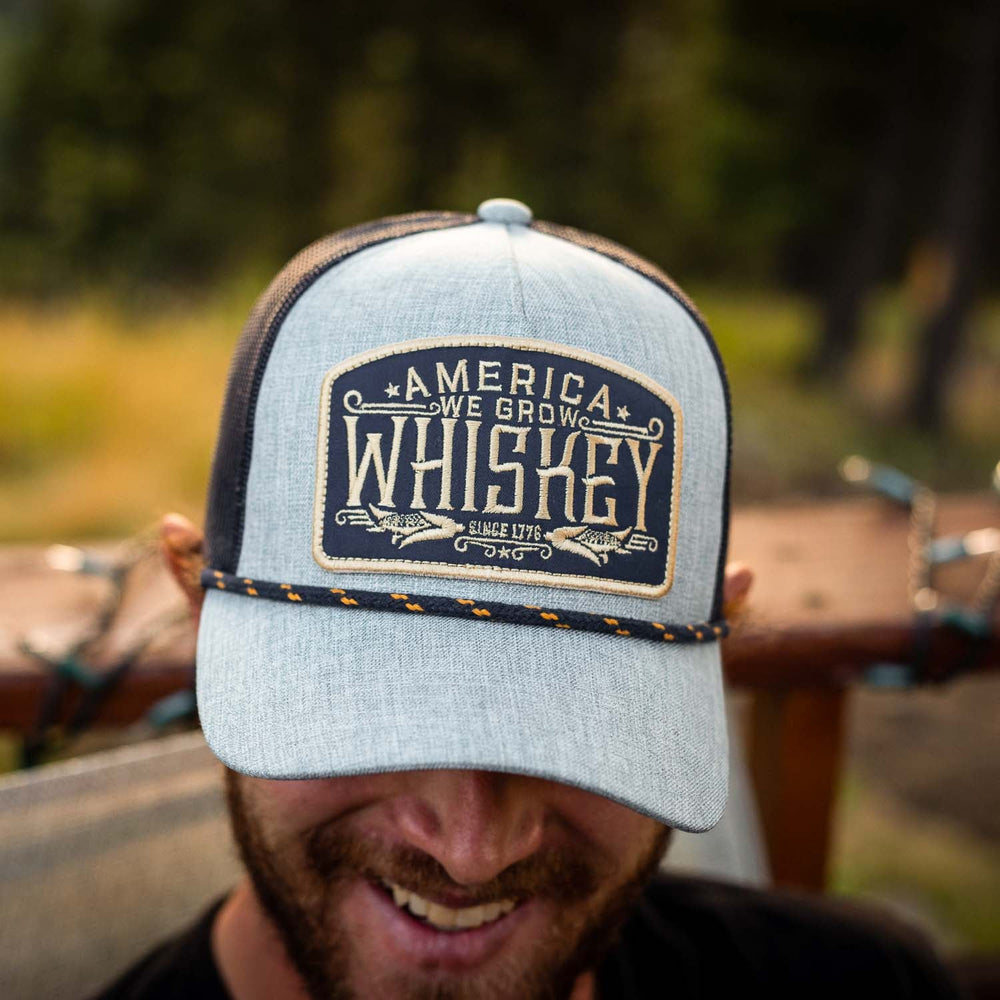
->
xmin=907 ymin=486 xmax=938 ymax=612
xmin=972 ymin=550 xmax=1000 ymax=618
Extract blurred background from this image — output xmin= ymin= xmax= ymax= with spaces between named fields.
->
xmin=0 ymin=0 xmax=997 ymax=976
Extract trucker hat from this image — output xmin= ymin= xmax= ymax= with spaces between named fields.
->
xmin=197 ymin=197 xmax=731 ymax=831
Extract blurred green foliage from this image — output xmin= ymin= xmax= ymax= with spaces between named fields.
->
xmin=2 ymin=0 xmax=994 ymax=294
xmin=0 ymin=0 xmax=995 ymax=506
xmin=834 ymin=772 xmax=1000 ymax=952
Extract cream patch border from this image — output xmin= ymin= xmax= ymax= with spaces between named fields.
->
xmin=312 ymin=336 xmax=683 ymax=599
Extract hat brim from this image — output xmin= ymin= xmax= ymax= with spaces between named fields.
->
xmin=196 ymin=588 xmax=728 ymax=832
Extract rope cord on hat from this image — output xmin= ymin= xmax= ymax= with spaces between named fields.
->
xmin=200 ymin=569 xmax=728 ymax=645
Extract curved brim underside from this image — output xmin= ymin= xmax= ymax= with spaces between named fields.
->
xmin=196 ymin=589 xmax=728 ymax=832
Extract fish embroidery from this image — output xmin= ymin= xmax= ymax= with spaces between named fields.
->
xmin=368 ymin=506 xmax=465 ymax=549
xmin=544 ymin=525 xmax=633 ymax=566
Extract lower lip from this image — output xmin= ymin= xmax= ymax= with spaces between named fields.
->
xmin=352 ymin=879 xmax=532 ymax=972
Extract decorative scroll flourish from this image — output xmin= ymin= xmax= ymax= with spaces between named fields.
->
xmin=335 ymin=508 xmax=375 ymax=528
xmin=342 ymin=389 xmax=442 ymax=417
xmin=625 ymin=532 xmax=659 ymax=553
xmin=454 ymin=536 xmax=553 ymax=562
xmin=577 ymin=414 xmax=664 ymax=441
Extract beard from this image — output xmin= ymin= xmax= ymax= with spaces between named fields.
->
xmin=224 ymin=769 xmax=670 ymax=1000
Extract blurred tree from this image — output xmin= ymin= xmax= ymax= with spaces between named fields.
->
xmin=719 ymin=0 xmax=999 ymax=435
xmin=0 ymin=0 xmax=366 ymax=290
xmin=907 ymin=0 xmax=998 ymax=432
xmin=0 ymin=0 xmax=726 ymax=292
xmin=713 ymin=0 xmax=920 ymax=291
xmin=0 ymin=0 xmax=996 ymax=327
xmin=802 ymin=24 xmax=916 ymax=381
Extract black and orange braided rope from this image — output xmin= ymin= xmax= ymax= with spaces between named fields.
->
xmin=201 ymin=570 xmax=728 ymax=645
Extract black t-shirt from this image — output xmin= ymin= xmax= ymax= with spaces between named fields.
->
xmin=90 ymin=874 xmax=964 ymax=999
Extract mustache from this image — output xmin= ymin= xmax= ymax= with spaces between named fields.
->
xmin=304 ymin=823 xmax=609 ymax=906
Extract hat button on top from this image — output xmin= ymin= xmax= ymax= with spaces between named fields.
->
xmin=476 ymin=198 xmax=533 ymax=225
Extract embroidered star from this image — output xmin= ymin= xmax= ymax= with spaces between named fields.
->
xmin=385 ymin=382 xmax=400 ymax=398
xmin=498 ymin=546 xmax=511 ymax=559
xmin=616 ymin=405 xmax=631 ymax=421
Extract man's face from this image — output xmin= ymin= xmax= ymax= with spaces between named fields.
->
xmin=225 ymin=767 xmax=669 ymax=1000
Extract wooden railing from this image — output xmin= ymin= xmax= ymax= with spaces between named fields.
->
xmin=1 ymin=495 xmax=997 ymax=891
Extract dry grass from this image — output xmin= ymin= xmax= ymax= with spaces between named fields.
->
xmin=699 ymin=287 xmax=1000 ymax=499
xmin=832 ymin=773 xmax=1000 ymax=953
xmin=0 ymin=287 xmax=997 ymax=542
xmin=0 ymin=296 xmax=238 ymax=541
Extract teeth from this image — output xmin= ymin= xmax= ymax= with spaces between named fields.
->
xmin=455 ymin=905 xmax=485 ymax=928
xmin=380 ymin=879 xmax=517 ymax=931
xmin=426 ymin=902 xmax=456 ymax=928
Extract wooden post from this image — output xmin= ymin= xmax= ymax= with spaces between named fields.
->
xmin=746 ymin=687 xmax=848 ymax=891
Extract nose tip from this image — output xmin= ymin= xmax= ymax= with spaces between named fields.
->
xmin=394 ymin=770 xmax=547 ymax=886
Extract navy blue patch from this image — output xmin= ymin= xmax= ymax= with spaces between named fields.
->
xmin=313 ymin=337 xmax=682 ymax=598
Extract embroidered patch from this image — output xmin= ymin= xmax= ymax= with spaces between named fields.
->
xmin=313 ymin=337 xmax=682 ymax=598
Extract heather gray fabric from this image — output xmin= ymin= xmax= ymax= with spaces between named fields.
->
xmin=197 ymin=203 xmax=730 ymax=830
xmin=0 ymin=733 xmax=241 ymax=1000
xmin=199 ymin=596 xmax=727 ymax=830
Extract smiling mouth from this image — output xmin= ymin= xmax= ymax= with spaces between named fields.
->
xmin=378 ymin=879 xmax=518 ymax=932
